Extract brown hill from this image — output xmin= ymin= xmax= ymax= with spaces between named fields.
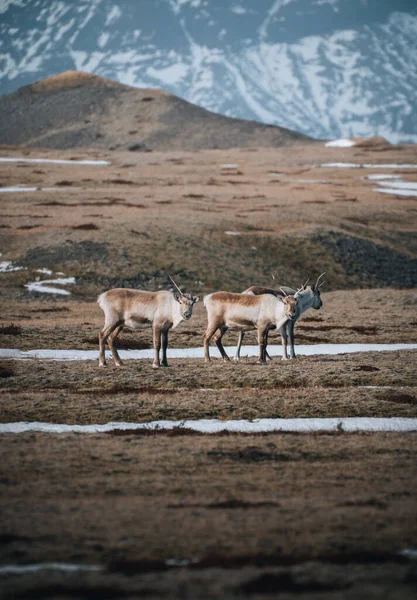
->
xmin=0 ymin=70 xmax=314 ymax=151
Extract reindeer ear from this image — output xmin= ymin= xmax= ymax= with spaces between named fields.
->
xmin=194 ymin=296 xmax=200 ymax=303
xmin=173 ymin=290 xmax=182 ymax=302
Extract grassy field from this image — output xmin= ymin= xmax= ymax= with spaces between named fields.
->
xmin=0 ymin=144 xmax=416 ymax=598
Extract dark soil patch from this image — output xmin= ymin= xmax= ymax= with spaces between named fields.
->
xmin=82 ymin=336 xmax=150 ymax=350
xmin=0 ymin=364 xmax=14 ymax=378
xmin=354 ymin=365 xmax=380 ymax=372
xmin=30 ymin=307 xmax=70 ymax=313
xmin=168 ymin=500 xmax=281 ymax=509
xmin=104 ymin=179 xmax=135 ymax=185
xmin=72 ymin=223 xmax=100 ymax=230
xmin=0 ymin=324 xmax=22 ymax=335
xmin=55 ymin=180 xmax=73 ymax=186
xmin=206 ymin=446 xmax=330 ymax=463
xmin=24 ymin=241 xmax=108 ymax=267
xmin=239 ymin=571 xmax=347 ymax=595
xmin=315 ymin=230 xmax=417 ymax=288
xmin=295 ymin=334 xmax=328 ymax=343
xmin=377 ymin=392 xmax=416 ymax=405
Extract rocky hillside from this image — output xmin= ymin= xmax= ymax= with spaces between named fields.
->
xmin=0 ymin=71 xmax=313 ymax=151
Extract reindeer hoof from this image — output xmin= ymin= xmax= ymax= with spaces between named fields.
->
xmin=99 ymin=362 xmax=107 ymax=368
xmin=161 ymin=362 xmax=169 ymax=368
xmin=115 ymin=362 xmax=124 ymax=367
xmin=152 ymin=363 xmax=160 ymax=369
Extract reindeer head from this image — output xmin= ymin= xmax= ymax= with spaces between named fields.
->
xmin=296 ymin=273 xmax=325 ymax=310
xmin=281 ymin=295 xmax=298 ymax=320
xmin=169 ymin=277 xmax=199 ymax=320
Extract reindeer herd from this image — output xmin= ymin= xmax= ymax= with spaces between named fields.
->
xmin=98 ymin=274 xmax=325 ymax=368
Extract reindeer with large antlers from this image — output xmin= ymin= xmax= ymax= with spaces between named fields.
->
xmin=233 ymin=273 xmax=325 ymax=361
xmin=98 ymin=277 xmax=199 ymax=369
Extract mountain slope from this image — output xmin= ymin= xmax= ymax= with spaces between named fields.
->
xmin=0 ymin=70 xmax=313 ymax=151
xmin=0 ymin=1 xmax=416 ymax=143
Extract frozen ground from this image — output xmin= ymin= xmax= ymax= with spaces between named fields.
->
xmin=1 ymin=417 xmax=417 ymax=434
xmin=1 ymin=343 xmax=416 ymax=361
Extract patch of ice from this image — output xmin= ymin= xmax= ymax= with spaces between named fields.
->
xmin=220 ymin=164 xmax=239 ymax=169
xmin=0 ymin=261 xmax=24 ymax=272
xmin=1 ymin=418 xmax=416 ymax=435
xmin=0 ymin=343 xmax=415 ymax=362
xmin=25 ymin=277 xmax=76 ymax=296
xmin=0 ymin=186 xmax=38 ymax=193
xmin=367 ymin=174 xmax=402 ymax=180
xmin=377 ymin=181 xmax=417 ymax=190
xmin=0 ymin=158 xmax=110 ymax=165
xmin=36 ymin=268 xmax=53 ymax=275
xmin=320 ymin=163 xmax=417 ymax=169
xmin=0 ymin=186 xmax=76 ymax=193
xmin=373 ymin=187 xmax=417 ymax=197
xmin=224 ymin=231 xmax=240 ymax=235
xmin=399 ymin=549 xmax=417 ymax=560
xmin=325 ymin=138 xmax=356 ymax=147
xmin=0 ymin=563 xmax=101 ymax=574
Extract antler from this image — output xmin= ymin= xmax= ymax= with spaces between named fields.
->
xmin=315 ymin=272 xmax=326 ymax=288
xmin=278 ymin=287 xmax=288 ymax=297
xmin=297 ymin=277 xmax=309 ymax=292
xmin=168 ymin=276 xmax=184 ymax=296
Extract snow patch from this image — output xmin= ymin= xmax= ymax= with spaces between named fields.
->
xmin=25 ymin=277 xmax=76 ymax=296
xmin=0 ymin=158 xmax=110 ymax=165
xmin=224 ymin=231 xmax=240 ymax=235
xmin=1 ymin=344 xmax=416 ymax=362
xmin=325 ymin=138 xmax=356 ymax=147
xmin=374 ymin=187 xmax=417 ymax=197
xmin=321 ymin=163 xmax=417 ymax=169
xmin=1 ymin=418 xmax=417 ymax=435
xmin=367 ymin=174 xmax=402 ymax=180
xmin=0 ymin=260 xmax=24 ymax=272
xmin=0 ymin=563 xmax=101 ymax=574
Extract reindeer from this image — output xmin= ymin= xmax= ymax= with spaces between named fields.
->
xmin=203 ymin=291 xmax=298 ymax=363
xmin=98 ymin=278 xmax=199 ymax=369
xmin=233 ymin=273 xmax=325 ymax=361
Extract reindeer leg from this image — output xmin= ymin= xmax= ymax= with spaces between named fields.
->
xmin=107 ymin=324 xmax=124 ymax=367
xmin=204 ymin=323 xmax=220 ymax=362
xmin=214 ymin=326 xmax=230 ymax=362
xmin=281 ymin=323 xmax=289 ymax=361
xmin=256 ymin=327 xmax=268 ymax=364
xmin=99 ymin=320 xmax=122 ymax=367
xmin=233 ymin=330 xmax=245 ymax=362
xmin=161 ymin=329 xmax=169 ymax=367
xmin=153 ymin=325 xmax=162 ymax=369
xmin=288 ymin=319 xmax=297 ymax=360
xmin=265 ymin=330 xmax=273 ymax=361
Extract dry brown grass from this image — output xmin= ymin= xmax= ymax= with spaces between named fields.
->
xmin=0 ymin=144 xmax=416 ymax=599
xmin=0 ymin=431 xmax=416 ymax=599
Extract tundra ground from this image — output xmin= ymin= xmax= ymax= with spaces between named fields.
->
xmin=0 ymin=144 xmax=416 ymax=598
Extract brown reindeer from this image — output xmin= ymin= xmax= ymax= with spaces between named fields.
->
xmin=203 ymin=291 xmax=298 ymax=363
xmin=98 ymin=278 xmax=199 ymax=368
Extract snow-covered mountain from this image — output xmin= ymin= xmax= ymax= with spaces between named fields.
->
xmin=1 ymin=0 xmax=416 ymax=143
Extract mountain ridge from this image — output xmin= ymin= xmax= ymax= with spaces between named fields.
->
xmin=0 ymin=70 xmax=314 ymax=151
xmin=0 ymin=1 xmax=416 ymax=143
